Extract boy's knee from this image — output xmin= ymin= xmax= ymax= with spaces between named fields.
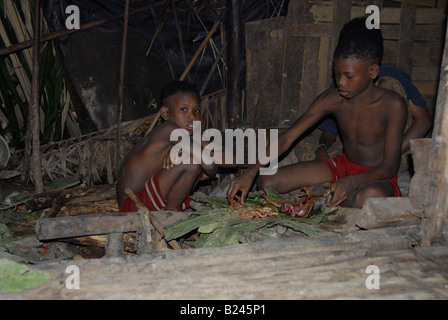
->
xmin=257 ymin=175 xmax=276 ymax=191
xmin=353 ymin=183 xmax=391 ymax=208
xmin=180 ymin=163 xmax=202 ymax=177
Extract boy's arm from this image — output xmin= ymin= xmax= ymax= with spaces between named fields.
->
xmin=316 ymin=130 xmax=337 ymax=159
xmin=401 ymin=100 xmax=432 ymax=153
xmin=227 ymin=91 xmax=332 ymax=204
xmin=165 ymin=122 xmax=218 ymax=178
xmin=330 ymin=96 xmax=407 ymax=206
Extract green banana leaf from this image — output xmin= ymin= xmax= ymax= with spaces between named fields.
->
xmin=0 ymin=258 xmax=52 ymax=293
xmin=165 ymin=187 xmax=337 ymax=248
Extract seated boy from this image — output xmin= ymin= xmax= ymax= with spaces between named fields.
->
xmin=314 ymin=18 xmax=432 ymax=169
xmin=227 ymin=19 xmax=407 ymax=209
xmin=116 ymin=80 xmax=217 ymax=212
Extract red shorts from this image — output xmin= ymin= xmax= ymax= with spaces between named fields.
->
xmin=321 ymin=154 xmax=401 ymax=197
xmin=120 ymin=170 xmax=191 ymax=212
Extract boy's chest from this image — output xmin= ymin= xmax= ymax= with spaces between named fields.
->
xmin=335 ymin=103 xmax=388 ymax=137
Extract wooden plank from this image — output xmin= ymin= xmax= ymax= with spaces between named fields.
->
xmin=412 ymin=66 xmax=441 ymax=82
xmin=299 ymin=36 xmax=321 ymax=113
xmin=397 ymin=3 xmax=416 ymax=75
xmin=412 ymin=42 xmax=444 ymax=67
xmin=245 ymin=17 xmax=286 ymax=128
xmin=310 ymin=6 xmax=445 ymax=25
xmin=287 ymin=23 xmax=332 ymax=37
xmin=383 ymin=25 xmax=446 ymax=41
xmin=327 ymin=0 xmax=352 ymax=86
xmin=279 ymin=0 xmax=314 ymax=125
xmin=4 ymin=227 xmax=448 ymax=300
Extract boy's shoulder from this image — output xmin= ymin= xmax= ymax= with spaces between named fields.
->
xmin=316 ymin=87 xmax=343 ymax=103
xmin=153 ymin=120 xmax=180 ymax=136
xmin=375 ymin=86 xmax=406 ymax=106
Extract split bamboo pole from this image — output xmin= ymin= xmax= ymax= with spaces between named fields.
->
xmin=116 ymin=0 xmax=131 ymax=176
xmin=0 ymin=5 xmax=152 ymax=57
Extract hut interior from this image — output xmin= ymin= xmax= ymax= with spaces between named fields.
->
xmin=0 ymin=0 xmax=448 ymax=300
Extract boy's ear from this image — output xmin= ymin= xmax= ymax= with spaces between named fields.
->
xmin=369 ymin=63 xmax=380 ymax=79
xmin=160 ymin=106 xmax=169 ymax=120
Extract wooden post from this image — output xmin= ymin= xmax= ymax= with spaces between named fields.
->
xmin=420 ymin=23 xmax=448 ymax=246
xmin=226 ymin=0 xmax=244 ymax=128
xmin=105 ymin=233 xmax=124 ymax=257
xmin=24 ymin=0 xmax=44 ymax=193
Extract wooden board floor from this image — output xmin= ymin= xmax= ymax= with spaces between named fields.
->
xmin=1 ymin=225 xmax=448 ymax=300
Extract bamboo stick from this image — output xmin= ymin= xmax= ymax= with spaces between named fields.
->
xmin=179 ymin=19 xmax=220 ymax=81
xmin=0 ymin=5 xmax=152 ymax=57
xmin=171 ymin=0 xmax=189 ymax=82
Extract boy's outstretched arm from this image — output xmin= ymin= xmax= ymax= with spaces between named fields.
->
xmin=227 ymin=91 xmax=331 ymax=205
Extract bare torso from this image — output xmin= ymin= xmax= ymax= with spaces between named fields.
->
xmin=329 ymin=86 xmax=401 ymax=167
xmin=116 ymin=122 xmax=175 ymax=208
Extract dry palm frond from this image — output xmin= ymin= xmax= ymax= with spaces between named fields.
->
xmin=7 ymin=113 xmax=160 ymax=186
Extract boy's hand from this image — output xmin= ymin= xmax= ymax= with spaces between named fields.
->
xmin=328 ymin=177 xmax=355 ymax=207
xmin=226 ymin=175 xmax=253 ymax=206
xmin=162 ymin=147 xmax=182 ymax=169
xmin=315 ymin=145 xmax=330 ymax=159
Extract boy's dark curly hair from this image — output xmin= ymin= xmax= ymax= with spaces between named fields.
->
xmin=159 ymin=80 xmax=200 ymax=107
xmin=333 ymin=17 xmax=384 ymax=64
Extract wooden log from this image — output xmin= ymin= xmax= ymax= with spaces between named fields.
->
xmin=358 ymin=197 xmax=423 ymax=230
xmin=24 ymin=184 xmax=116 ymax=213
xmin=35 ymin=213 xmax=142 ymax=240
